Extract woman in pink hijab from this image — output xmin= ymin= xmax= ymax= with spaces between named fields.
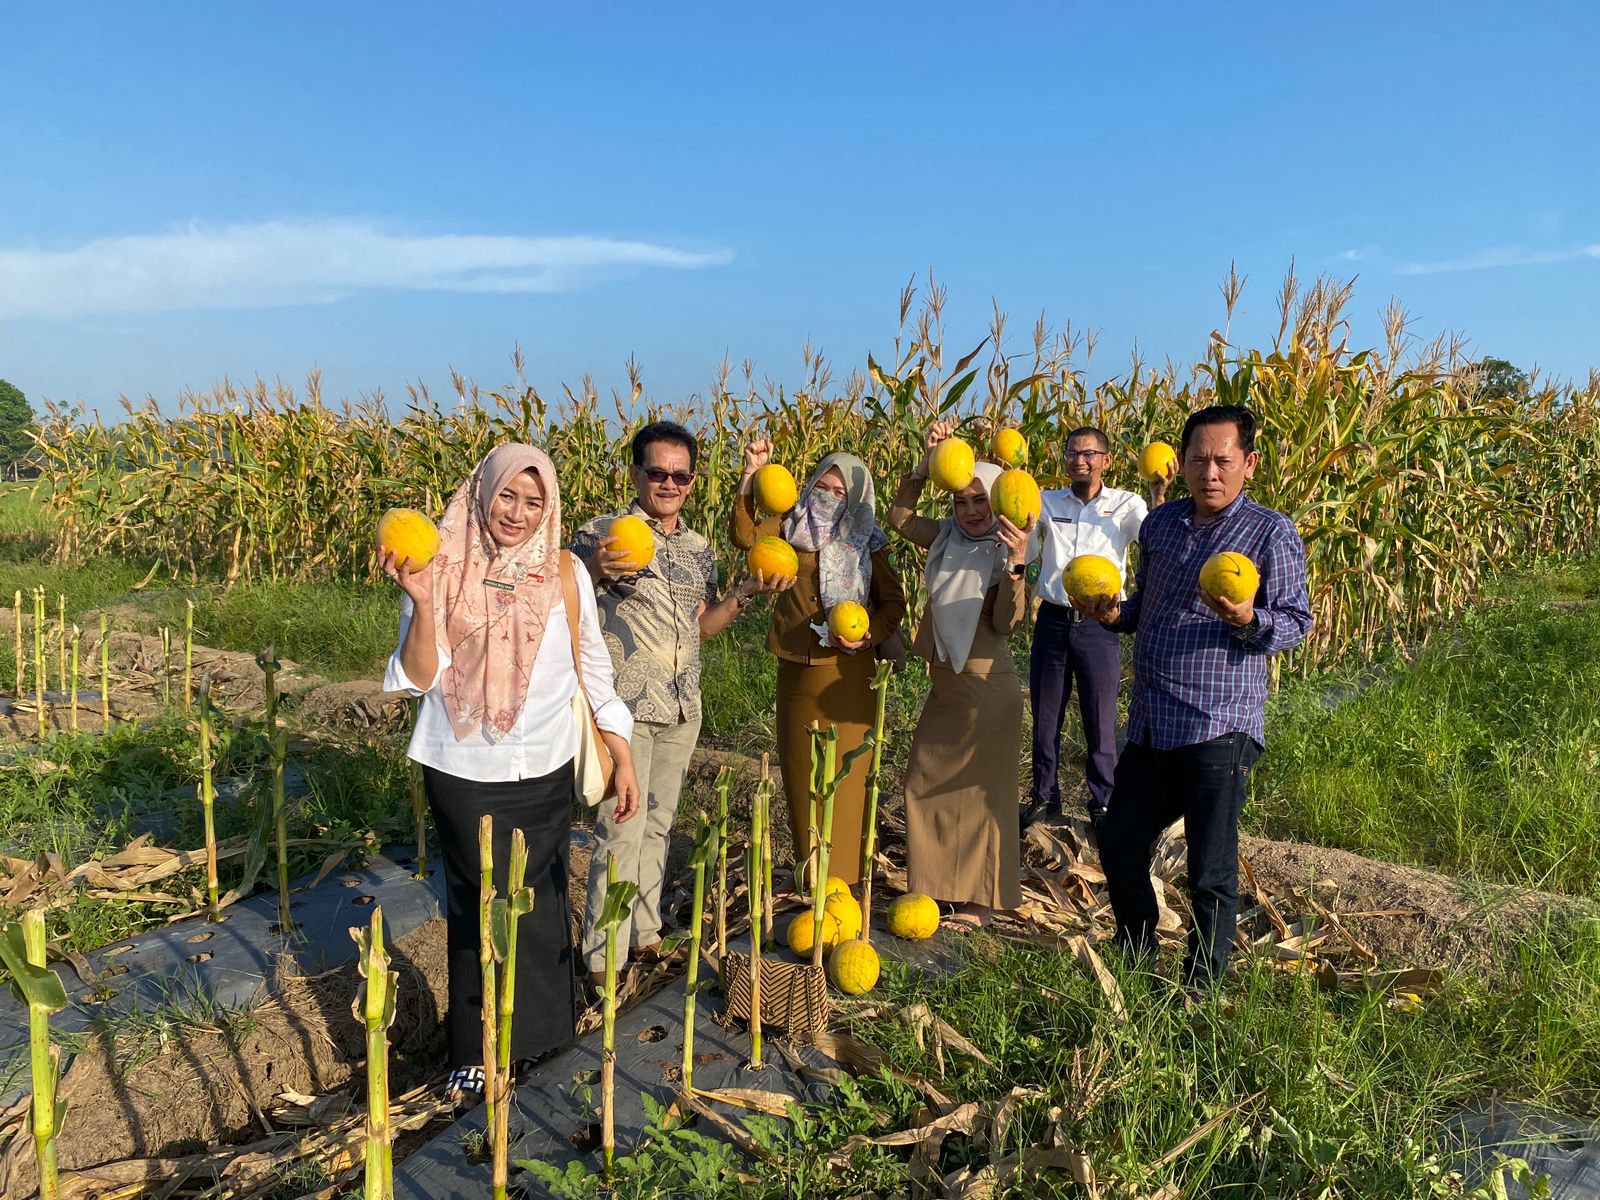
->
xmin=380 ymin=444 xmax=640 ymax=1110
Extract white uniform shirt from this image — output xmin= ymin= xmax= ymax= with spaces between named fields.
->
xmin=383 ymin=583 xmax=633 ymax=784
xmin=1031 ymin=484 xmax=1149 ymax=606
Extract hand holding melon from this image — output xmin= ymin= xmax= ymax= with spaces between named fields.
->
xmin=376 ymin=508 xmax=440 ymax=605
xmin=827 ymin=600 xmax=871 ymax=650
xmin=597 ymin=513 xmax=656 ymax=579
xmin=1198 ymin=551 xmax=1259 ymax=627
xmin=1064 ymin=553 xmax=1122 ymax=624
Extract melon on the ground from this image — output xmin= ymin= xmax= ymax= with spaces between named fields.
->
xmin=990 ymin=428 xmax=1029 ymax=468
xmin=1139 ymin=441 xmax=1178 ymax=482
xmin=376 ymin=508 xmax=440 ymax=570
xmin=606 ymin=514 xmax=656 ymax=573
xmin=747 ymin=536 xmax=799 ymax=583
xmin=1199 ymin=551 xmax=1259 ymax=604
xmin=828 ymin=938 xmax=881 ymax=994
xmin=787 ymin=910 xmax=842 ymax=958
xmin=1063 ymin=554 xmax=1121 ymax=602
xmin=886 ymin=893 xmax=940 ymax=940
xmin=827 ymin=601 xmax=870 ymax=644
xmin=990 ymin=468 xmax=1042 ymax=528
xmin=752 ymin=464 xmax=799 ymax=515
xmin=824 ymin=890 xmax=863 ymax=941
xmin=929 ymin=438 xmax=976 ymax=492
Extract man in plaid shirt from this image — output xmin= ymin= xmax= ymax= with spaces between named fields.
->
xmin=1075 ymin=404 xmax=1313 ymax=991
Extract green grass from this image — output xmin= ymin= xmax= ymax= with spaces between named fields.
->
xmin=526 ymin=927 xmax=1599 ymax=1198
xmin=0 ymin=716 xmax=415 ymax=956
xmin=1254 ymin=591 xmax=1600 ymax=898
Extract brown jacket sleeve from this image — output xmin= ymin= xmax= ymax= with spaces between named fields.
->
xmin=731 ymin=488 xmax=779 ymax=551
xmin=866 ymin=546 xmax=907 ymax=647
xmin=887 ymin=474 xmax=943 ymax=550
xmin=990 ymin=570 xmax=1028 ymax=636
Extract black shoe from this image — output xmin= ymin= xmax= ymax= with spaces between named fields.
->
xmin=1088 ymin=808 xmax=1107 ymax=836
xmin=1019 ymin=797 xmax=1049 ymax=832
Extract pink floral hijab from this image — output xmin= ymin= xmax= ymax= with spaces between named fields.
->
xmin=430 ymin=444 xmax=562 ymax=742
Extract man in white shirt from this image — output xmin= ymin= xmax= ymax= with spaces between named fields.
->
xmin=1023 ymin=427 xmax=1169 ymax=831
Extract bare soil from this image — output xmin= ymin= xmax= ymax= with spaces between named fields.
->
xmin=1238 ymin=835 xmax=1591 ymax=974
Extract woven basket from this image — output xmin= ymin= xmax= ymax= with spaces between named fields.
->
xmin=721 ymin=951 xmax=830 ymax=1038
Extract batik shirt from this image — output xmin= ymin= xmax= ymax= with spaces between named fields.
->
xmin=570 ymin=502 xmax=719 ymax=726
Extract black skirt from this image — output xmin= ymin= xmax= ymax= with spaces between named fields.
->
xmin=423 ymin=759 xmax=580 ymax=1065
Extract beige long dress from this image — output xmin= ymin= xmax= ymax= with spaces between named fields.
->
xmin=890 ymin=476 xmax=1026 ymax=909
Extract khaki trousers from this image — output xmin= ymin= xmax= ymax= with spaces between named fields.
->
xmin=580 ymin=716 xmax=701 ymax=973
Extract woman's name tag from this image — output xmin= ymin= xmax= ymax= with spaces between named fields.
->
xmin=483 ymin=578 xmax=516 ymax=592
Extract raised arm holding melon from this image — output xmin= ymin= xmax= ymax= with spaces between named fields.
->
xmin=730 ymin=437 xmax=907 ymax=890
xmin=887 ymin=420 xmax=1035 ymax=929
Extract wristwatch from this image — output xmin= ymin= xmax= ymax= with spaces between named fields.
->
xmin=1008 ymin=562 xmax=1027 ymax=579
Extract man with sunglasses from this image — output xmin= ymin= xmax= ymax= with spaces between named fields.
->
xmin=1022 ymin=427 xmax=1173 ymax=834
xmin=572 ymin=421 xmax=785 ymax=987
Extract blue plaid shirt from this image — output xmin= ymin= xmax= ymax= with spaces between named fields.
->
xmin=1115 ymin=493 xmax=1312 ymax=750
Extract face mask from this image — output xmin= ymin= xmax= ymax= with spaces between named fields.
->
xmin=810 ymin=490 xmax=845 ymax=519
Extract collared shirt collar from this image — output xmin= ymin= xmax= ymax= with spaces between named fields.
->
xmin=1182 ymin=491 xmax=1248 ymax=529
xmin=627 ymin=497 xmax=677 ymax=536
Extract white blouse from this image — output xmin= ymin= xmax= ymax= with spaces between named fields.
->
xmin=383 ymin=581 xmax=633 ymax=784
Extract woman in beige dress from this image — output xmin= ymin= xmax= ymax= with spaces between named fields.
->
xmin=733 ymin=440 xmax=906 ymax=887
xmin=889 ymin=422 xmax=1031 ymax=926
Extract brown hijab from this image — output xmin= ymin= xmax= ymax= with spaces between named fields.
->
xmin=430 ymin=444 xmax=563 ymax=742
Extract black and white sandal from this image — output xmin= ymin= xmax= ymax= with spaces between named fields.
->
xmin=444 ymin=1065 xmax=485 ymax=1113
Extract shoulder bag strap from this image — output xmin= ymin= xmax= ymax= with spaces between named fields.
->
xmin=558 ymin=550 xmax=588 ymax=697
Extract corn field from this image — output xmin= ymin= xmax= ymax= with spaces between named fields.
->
xmin=28 ymin=270 xmax=1600 ymax=672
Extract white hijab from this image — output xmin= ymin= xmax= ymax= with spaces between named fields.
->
xmin=925 ymin=462 xmax=1008 ymax=673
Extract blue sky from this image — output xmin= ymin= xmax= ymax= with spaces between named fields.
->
xmin=2 ymin=3 xmax=1596 ymax=417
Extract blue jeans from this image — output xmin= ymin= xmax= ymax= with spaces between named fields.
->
xmin=1099 ymin=733 xmax=1262 ymax=987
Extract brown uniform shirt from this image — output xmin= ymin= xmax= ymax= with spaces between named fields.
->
xmin=731 ymin=490 xmax=907 ymax=665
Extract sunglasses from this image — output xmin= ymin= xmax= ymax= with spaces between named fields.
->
xmin=641 ymin=467 xmax=695 ymax=486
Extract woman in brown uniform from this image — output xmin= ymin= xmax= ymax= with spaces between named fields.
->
xmin=733 ymin=439 xmax=906 ymax=887
xmin=889 ymin=422 xmax=1030 ymax=927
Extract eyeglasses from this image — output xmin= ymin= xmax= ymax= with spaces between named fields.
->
xmin=642 ymin=467 xmax=695 ymax=486
xmin=1064 ymin=449 xmax=1107 ymax=460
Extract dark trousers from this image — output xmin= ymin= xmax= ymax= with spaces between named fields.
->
xmin=1029 ymin=603 xmax=1122 ymax=812
xmin=424 ymin=760 xmax=580 ymax=1066
xmin=1098 ymin=733 xmax=1262 ymax=987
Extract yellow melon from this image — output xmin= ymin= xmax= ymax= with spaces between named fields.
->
xmin=990 ymin=428 xmax=1029 ymax=468
xmin=605 ymin=514 xmax=656 ymax=573
xmin=1063 ymin=554 xmax=1122 ymax=603
xmin=929 ymin=437 xmax=976 ymax=492
xmin=746 ymin=536 xmax=799 ymax=583
xmin=886 ymin=893 xmax=940 ymax=941
xmin=787 ymin=910 xmax=842 ymax=958
xmin=828 ymin=938 xmax=881 ymax=995
xmin=1199 ymin=552 xmax=1260 ymax=605
xmin=376 ymin=508 xmax=440 ymax=571
xmin=752 ymin=464 xmax=799 ymax=515
xmin=989 ymin=468 xmax=1042 ymax=528
xmin=824 ymin=876 xmax=851 ymax=900
xmin=1139 ymin=441 xmax=1178 ymax=482
xmin=827 ymin=601 xmax=870 ymax=644
xmin=824 ymin=891 xmax=863 ymax=941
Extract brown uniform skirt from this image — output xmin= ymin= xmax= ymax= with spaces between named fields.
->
xmin=903 ymin=662 xmax=1024 ymax=909
xmin=775 ymin=654 xmax=878 ymax=886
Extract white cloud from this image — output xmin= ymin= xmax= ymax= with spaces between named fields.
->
xmin=0 ymin=219 xmax=733 ymax=319
xmin=1337 ymin=248 xmax=1367 ymax=261
xmin=1397 ymin=243 xmax=1600 ymax=275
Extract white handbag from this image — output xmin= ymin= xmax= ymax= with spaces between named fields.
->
xmin=559 ymin=551 xmax=615 ymax=807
